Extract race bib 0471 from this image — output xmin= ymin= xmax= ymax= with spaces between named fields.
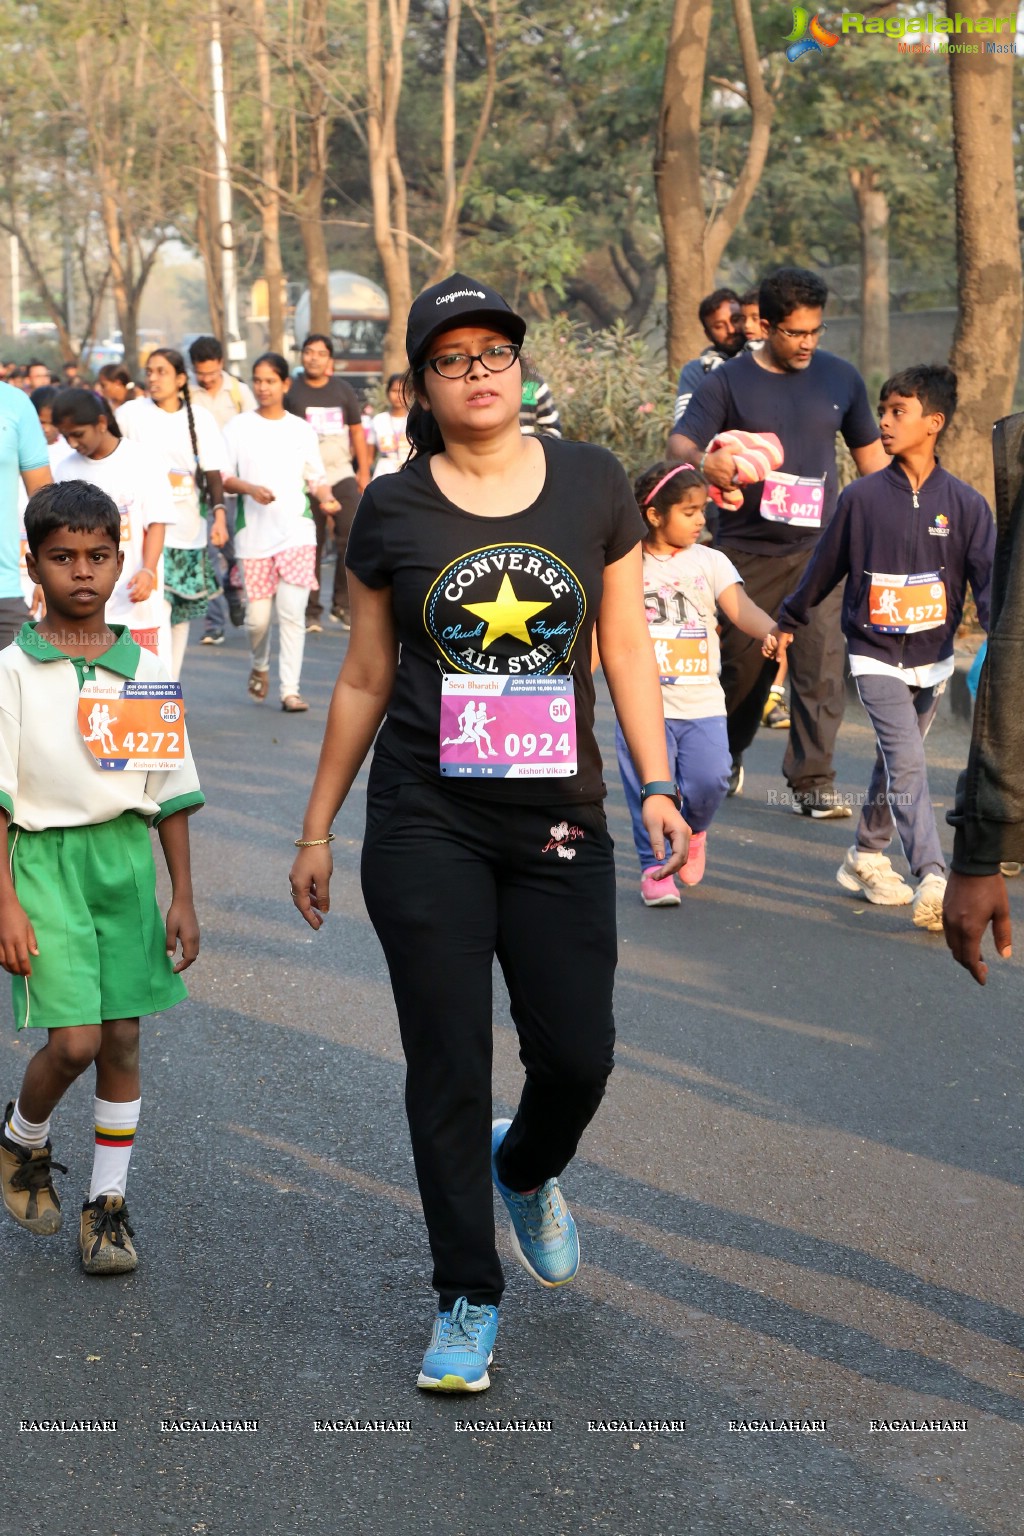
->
xmin=78 ymin=680 xmax=185 ymax=771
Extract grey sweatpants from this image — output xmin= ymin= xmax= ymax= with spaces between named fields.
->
xmin=853 ymin=671 xmax=946 ymax=878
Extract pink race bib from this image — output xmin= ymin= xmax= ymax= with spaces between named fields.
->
xmin=439 ymin=675 xmax=576 ymax=779
xmin=760 ymin=471 xmax=825 ymax=527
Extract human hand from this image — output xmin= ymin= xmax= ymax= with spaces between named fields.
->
xmin=127 ymin=568 xmax=155 ymax=603
xmin=943 ymin=869 xmax=1011 ymax=985
xmin=252 ymin=485 xmax=276 ymax=506
xmin=641 ymin=798 xmax=691 ymax=878
xmin=701 ymin=447 xmax=738 ymax=493
xmin=761 ymin=629 xmax=779 ymax=659
xmin=320 ymin=497 xmax=341 ymax=515
xmin=209 ymin=508 xmax=230 ymax=548
xmin=0 ymin=895 xmax=38 ymax=976
xmin=290 ymin=845 xmax=333 ymax=930
xmin=165 ymin=897 xmax=200 ymax=972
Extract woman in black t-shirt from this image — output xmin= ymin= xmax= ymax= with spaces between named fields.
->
xmin=290 ymin=274 xmax=688 ymax=1394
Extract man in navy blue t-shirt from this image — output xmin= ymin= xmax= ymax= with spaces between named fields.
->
xmin=668 ymin=267 xmax=887 ymax=817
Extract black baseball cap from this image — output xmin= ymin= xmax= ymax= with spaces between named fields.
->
xmin=406 ymin=272 xmax=526 ymax=369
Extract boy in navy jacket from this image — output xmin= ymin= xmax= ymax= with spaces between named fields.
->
xmin=775 ymin=366 xmax=994 ymax=932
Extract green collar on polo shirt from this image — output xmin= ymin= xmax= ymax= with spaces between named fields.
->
xmin=16 ymin=622 xmax=142 ymax=688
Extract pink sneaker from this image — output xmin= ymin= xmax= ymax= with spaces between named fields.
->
xmin=640 ymin=867 xmax=680 ymax=907
xmin=678 ymin=830 xmax=707 ymax=887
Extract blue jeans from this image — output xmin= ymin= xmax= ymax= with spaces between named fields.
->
xmin=615 ymin=716 xmax=730 ymax=870
xmin=854 ymin=672 xmax=945 ymax=878
xmin=203 ymin=497 xmax=239 ymax=636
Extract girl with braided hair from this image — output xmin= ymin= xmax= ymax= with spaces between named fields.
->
xmin=117 ymin=348 xmax=230 ymax=678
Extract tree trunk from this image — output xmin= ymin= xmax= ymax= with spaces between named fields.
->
xmin=366 ymin=0 xmax=413 ymax=377
xmin=436 ymin=0 xmax=462 ymax=275
xmin=298 ymin=0 xmax=331 ymax=337
xmin=253 ymin=0 xmax=285 ymax=352
xmin=943 ymin=0 xmax=1023 ymax=504
xmin=655 ymin=0 xmax=774 ymax=375
xmin=655 ymin=0 xmax=714 ymax=371
xmin=849 ymin=166 xmax=890 ymax=388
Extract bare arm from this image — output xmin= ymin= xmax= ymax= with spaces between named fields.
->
xmin=127 ymin=524 xmax=166 ymax=601
xmin=290 ymin=575 xmax=398 ymax=927
xmin=716 ymin=582 xmax=777 ymax=651
xmin=350 ymin=423 xmax=371 ymax=492
xmin=21 ymin=466 xmax=52 ymax=499
xmin=223 ymin=476 xmax=274 ymax=504
xmin=852 ymin=440 xmax=888 ymax=476
xmin=0 ymin=813 xmax=37 ymax=976
xmin=157 ymin=809 xmax=200 ymax=972
xmin=597 ymin=545 xmax=690 ymax=875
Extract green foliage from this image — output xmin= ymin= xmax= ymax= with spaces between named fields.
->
xmin=526 ymin=318 xmax=673 ymax=476
xmin=462 ymin=189 xmax=584 ymax=303
xmin=725 ymin=9 xmax=957 ymax=306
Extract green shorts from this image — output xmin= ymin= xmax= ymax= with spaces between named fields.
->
xmin=8 ymin=814 xmax=187 ymax=1030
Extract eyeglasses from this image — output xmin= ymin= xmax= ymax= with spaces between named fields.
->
xmin=771 ymin=323 xmax=828 ymax=341
xmin=421 ymin=344 xmax=521 ymax=380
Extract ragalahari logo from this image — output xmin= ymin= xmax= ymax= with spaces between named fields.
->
xmin=785 ymin=6 xmax=840 ymax=61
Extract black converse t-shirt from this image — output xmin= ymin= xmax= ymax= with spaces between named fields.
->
xmin=346 ymin=436 xmax=644 ymax=804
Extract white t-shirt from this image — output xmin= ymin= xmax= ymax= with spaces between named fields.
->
xmin=116 ymin=397 xmax=229 ymax=552
xmin=642 ymin=543 xmax=743 ymax=720
xmin=370 ymin=411 xmax=410 ymax=478
xmin=222 ymin=411 xmax=328 ymax=560
xmin=55 ymin=439 xmax=176 ymax=631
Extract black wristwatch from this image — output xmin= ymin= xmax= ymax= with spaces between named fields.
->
xmin=640 ymin=781 xmax=682 ymax=812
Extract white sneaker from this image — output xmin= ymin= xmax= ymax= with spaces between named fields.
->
xmin=912 ymin=871 xmax=947 ymax=932
xmin=835 ymin=847 xmax=913 ymax=905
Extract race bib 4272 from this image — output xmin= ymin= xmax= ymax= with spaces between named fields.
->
xmin=78 ymin=680 xmax=185 ymax=771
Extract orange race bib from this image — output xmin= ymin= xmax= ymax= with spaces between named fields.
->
xmin=650 ymin=623 xmax=710 ymax=683
xmin=168 ymin=470 xmax=195 ymax=503
xmin=78 ymin=680 xmax=185 ymax=771
xmin=867 ymin=572 xmax=947 ymax=634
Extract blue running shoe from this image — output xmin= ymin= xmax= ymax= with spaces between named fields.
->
xmin=491 ymin=1119 xmax=580 ymax=1288
xmin=416 ymin=1297 xmax=500 ymax=1392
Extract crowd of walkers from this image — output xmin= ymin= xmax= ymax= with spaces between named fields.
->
xmin=0 ymin=264 xmax=1006 ymax=1394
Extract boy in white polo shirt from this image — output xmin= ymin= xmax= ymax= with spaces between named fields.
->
xmin=0 ymin=481 xmax=204 ymax=1274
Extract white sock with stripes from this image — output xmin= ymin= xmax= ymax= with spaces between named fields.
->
xmin=89 ymin=1098 xmax=141 ymax=1200
xmin=6 ymin=1099 xmax=51 ymax=1150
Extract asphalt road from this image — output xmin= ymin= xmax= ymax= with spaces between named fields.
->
xmin=4 ymin=615 xmax=1022 ymax=1536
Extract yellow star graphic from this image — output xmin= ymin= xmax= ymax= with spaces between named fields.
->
xmin=462 ymin=572 xmax=552 ymax=650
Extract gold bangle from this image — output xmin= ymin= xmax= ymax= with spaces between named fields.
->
xmin=294 ymin=833 xmax=335 ymax=847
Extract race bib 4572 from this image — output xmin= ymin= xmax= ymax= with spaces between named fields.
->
xmin=868 ymin=573 xmax=947 ymax=634
xmin=78 ymin=680 xmax=185 ymax=771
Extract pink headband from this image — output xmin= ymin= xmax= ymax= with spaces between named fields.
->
xmin=644 ymin=463 xmax=697 ymax=506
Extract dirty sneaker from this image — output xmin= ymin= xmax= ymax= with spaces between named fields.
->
xmin=912 ymin=872 xmax=947 ymax=933
xmin=0 ymin=1104 xmax=66 ymax=1234
xmin=835 ymin=846 xmax=913 ymax=906
xmin=80 ymin=1195 xmax=138 ymax=1275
